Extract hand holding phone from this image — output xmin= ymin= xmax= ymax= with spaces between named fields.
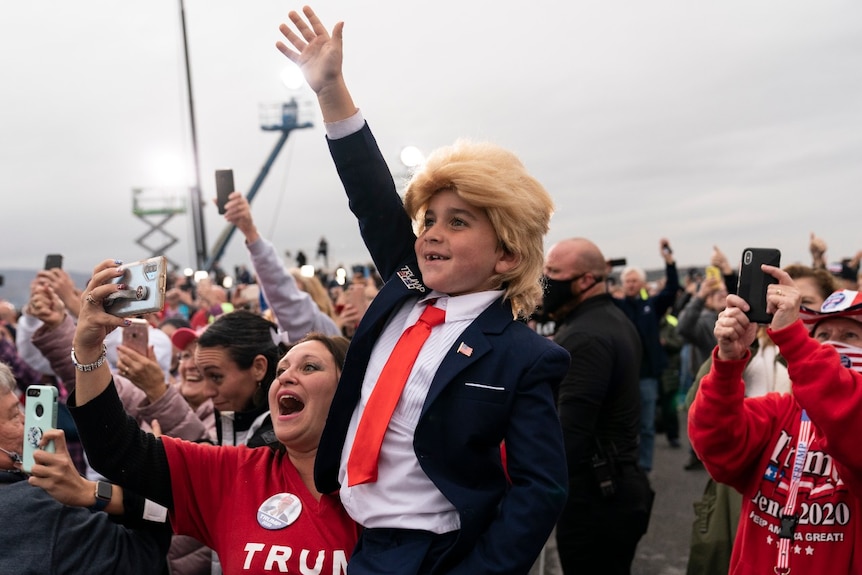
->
xmin=660 ymin=239 xmax=673 ymax=258
xmin=736 ymin=248 xmax=781 ymax=324
xmin=104 ymin=256 xmax=168 ymax=317
xmin=122 ymin=318 xmax=150 ymax=356
xmin=215 ymin=169 xmax=235 ymax=215
xmin=705 ymin=265 xmax=722 ymax=283
xmin=23 ymin=385 xmax=59 ymax=473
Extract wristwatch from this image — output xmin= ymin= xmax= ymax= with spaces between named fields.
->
xmin=89 ymin=481 xmax=112 ymax=512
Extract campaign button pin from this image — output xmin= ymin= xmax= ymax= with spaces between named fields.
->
xmin=257 ymin=492 xmax=302 ymax=530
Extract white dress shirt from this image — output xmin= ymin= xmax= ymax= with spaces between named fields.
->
xmin=339 ymin=290 xmax=502 ymax=532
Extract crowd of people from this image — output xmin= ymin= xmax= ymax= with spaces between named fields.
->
xmin=1 ymin=6 xmax=862 ymax=575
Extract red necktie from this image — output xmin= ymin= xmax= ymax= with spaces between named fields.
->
xmin=347 ymin=301 xmax=446 ymax=486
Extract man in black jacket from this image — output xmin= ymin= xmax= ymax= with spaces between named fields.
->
xmin=543 ymin=238 xmax=654 ymax=575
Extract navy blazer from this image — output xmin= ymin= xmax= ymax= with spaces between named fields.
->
xmin=314 ymin=124 xmax=570 ymax=574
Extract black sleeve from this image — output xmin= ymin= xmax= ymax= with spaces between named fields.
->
xmin=69 ymin=380 xmax=174 ymax=508
xmin=724 ymin=271 xmax=739 ymax=295
xmin=327 ymin=123 xmax=417 ymax=278
xmin=53 ymin=503 xmax=171 ymax=575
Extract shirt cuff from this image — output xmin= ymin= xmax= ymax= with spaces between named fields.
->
xmin=324 ymin=109 xmax=364 ymax=140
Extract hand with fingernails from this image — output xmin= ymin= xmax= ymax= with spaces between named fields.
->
xmin=715 ymin=265 xmax=800 ymax=361
xmin=74 ymin=260 xmax=134 ymax=392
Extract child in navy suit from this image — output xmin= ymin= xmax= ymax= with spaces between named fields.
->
xmin=278 ymin=8 xmax=570 ymax=574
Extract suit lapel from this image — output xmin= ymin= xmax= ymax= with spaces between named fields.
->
xmin=342 ymin=263 xmax=426 ymax=389
xmin=422 ymin=297 xmax=512 ymax=413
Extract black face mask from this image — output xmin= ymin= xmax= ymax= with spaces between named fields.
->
xmin=541 ymin=273 xmax=585 ymax=316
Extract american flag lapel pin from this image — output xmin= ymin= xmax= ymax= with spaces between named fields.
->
xmin=457 ymin=342 xmax=473 ymax=357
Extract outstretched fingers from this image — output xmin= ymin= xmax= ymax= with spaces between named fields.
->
xmin=282 ymin=7 xmax=327 ymax=51
xmin=301 ymin=6 xmax=330 ymax=40
xmin=277 ymin=6 xmax=341 ymax=60
xmin=277 ymin=23 xmax=305 ymax=62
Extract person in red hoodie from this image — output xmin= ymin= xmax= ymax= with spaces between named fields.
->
xmin=690 ymin=265 xmax=862 ymax=574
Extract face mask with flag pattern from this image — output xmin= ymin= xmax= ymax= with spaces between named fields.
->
xmin=823 ymin=340 xmax=862 ymax=373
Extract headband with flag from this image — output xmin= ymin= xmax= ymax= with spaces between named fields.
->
xmin=823 ymin=340 xmax=862 ymax=373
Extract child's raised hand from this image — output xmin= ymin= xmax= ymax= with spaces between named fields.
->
xmin=276 ymin=7 xmax=344 ymax=95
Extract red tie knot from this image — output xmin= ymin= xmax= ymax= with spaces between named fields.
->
xmin=419 ymin=302 xmax=445 ymax=328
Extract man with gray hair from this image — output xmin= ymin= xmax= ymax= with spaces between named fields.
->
xmin=615 ymin=239 xmax=680 ymax=472
xmin=0 ymin=362 xmax=169 ymax=575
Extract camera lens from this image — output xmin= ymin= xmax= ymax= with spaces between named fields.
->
xmin=744 ymin=251 xmax=753 ymax=265
xmin=35 ymin=404 xmax=44 ymax=417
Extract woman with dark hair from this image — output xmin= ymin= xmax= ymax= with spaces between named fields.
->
xmin=68 ymin=260 xmax=359 ymax=574
xmin=193 ymin=310 xmax=283 ymax=447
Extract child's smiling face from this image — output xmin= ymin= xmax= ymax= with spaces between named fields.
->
xmin=414 ymin=190 xmax=516 ymax=296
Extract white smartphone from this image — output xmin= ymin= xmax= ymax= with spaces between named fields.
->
xmin=104 ymin=256 xmax=168 ymax=317
xmin=22 ymin=385 xmax=58 ymax=473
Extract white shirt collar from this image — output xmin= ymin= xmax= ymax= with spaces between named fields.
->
xmin=419 ymin=290 xmax=503 ymax=323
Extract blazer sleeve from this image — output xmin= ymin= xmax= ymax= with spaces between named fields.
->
xmin=327 ymin=123 xmax=418 ymax=278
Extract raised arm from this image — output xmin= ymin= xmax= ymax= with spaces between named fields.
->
xmin=277 ymin=7 xmax=417 ymax=276
xmin=71 ymin=260 xmax=127 ymax=404
xmin=223 ymin=191 xmax=340 ymax=340
xmin=68 ymin=260 xmax=174 ymax=507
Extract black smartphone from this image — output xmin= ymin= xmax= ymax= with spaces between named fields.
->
xmin=215 ymin=169 xmax=234 ymax=215
xmin=44 ymin=254 xmax=63 ymax=270
xmin=737 ymin=247 xmax=781 ymax=324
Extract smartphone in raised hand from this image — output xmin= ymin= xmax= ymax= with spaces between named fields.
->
xmin=705 ymin=265 xmax=722 ymax=283
xmin=44 ymin=254 xmax=63 ymax=270
xmin=103 ymin=256 xmax=168 ymax=318
xmin=736 ymin=248 xmax=781 ymax=324
xmin=215 ymin=169 xmax=234 ymax=215
xmin=22 ymin=385 xmax=58 ymax=473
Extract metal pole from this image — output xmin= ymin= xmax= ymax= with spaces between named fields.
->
xmin=179 ymin=0 xmax=208 ymax=270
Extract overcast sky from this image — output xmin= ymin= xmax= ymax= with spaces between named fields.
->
xmin=2 ymin=0 xmax=860 ymax=280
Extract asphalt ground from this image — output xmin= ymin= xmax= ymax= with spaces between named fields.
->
xmin=530 ymin=408 xmax=710 ymax=575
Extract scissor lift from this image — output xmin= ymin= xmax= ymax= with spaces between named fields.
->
xmin=132 ymin=187 xmax=188 ymax=270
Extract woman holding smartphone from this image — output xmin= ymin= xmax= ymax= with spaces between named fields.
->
xmin=68 ymin=259 xmax=359 ymax=575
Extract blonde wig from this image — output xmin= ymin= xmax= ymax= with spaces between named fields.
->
xmin=404 ymin=140 xmax=554 ymax=318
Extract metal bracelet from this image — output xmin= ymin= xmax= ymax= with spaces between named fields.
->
xmin=71 ymin=344 xmax=107 ymax=372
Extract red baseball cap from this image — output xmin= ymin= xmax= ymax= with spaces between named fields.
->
xmin=170 ymin=327 xmax=204 ymax=351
